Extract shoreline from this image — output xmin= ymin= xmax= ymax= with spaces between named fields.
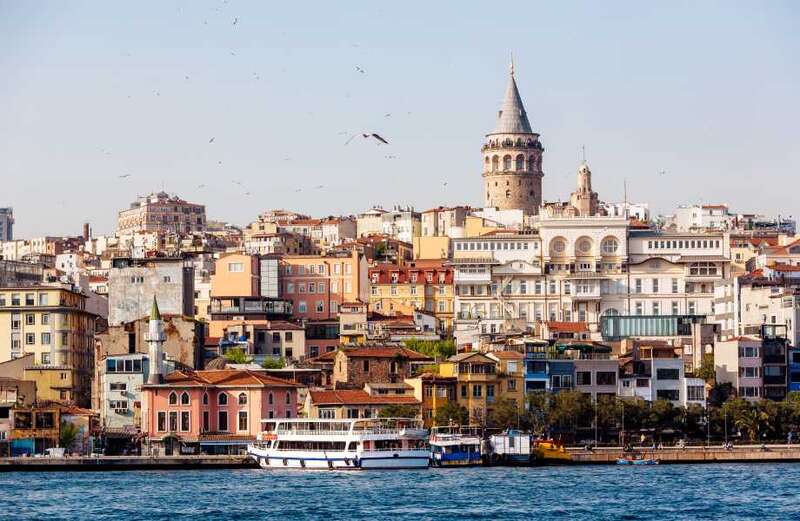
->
xmin=3 ymin=445 xmax=800 ymax=471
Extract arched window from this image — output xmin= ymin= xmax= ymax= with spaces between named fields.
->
xmin=491 ymin=155 xmax=499 ymax=172
xmin=505 ymin=189 xmax=511 ymax=199
xmin=602 ymin=308 xmax=620 ymax=317
xmin=180 ymin=392 xmax=190 ymax=405
xmin=202 ymin=392 xmax=209 ymax=405
xmin=268 ymin=392 xmax=273 ymax=405
xmin=503 ymin=155 xmax=512 ymax=171
xmin=285 ymin=391 xmax=291 ymax=405
xmin=550 ymin=238 xmax=567 ymax=256
xmin=218 ymin=392 xmax=228 ymax=406
xmin=390 ymin=361 xmax=398 ymax=374
xmin=238 ymin=393 xmax=247 ymax=405
xmin=168 ymin=392 xmax=177 ymax=405
xmin=601 ymin=237 xmax=619 ymax=255
xmin=515 ymin=155 xmax=524 ymax=171
xmin=576 ymin=237 xmax=593 ymax=256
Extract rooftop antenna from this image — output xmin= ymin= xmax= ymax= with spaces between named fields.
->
xmin=510 ymin=52 xmax=515 ymax=76
xmin=581 ymin=144 xmax=586 ymax=163
xmin=623 ymin=178 xmax=629 ymax=219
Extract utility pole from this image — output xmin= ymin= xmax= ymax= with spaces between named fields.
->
xmin=594 ymin=398 xmax=598 ymax=446
xmin=724 ymin=411 xmax=728 ymax=445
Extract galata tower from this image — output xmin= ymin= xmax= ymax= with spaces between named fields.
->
xmin=481 ymin=62 xmax=544 ymax=214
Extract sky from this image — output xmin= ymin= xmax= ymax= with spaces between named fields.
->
xmin=1 ymin=1 xmax=798 ymax=238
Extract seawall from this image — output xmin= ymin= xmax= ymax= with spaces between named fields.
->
xmin=0 ymin=454 xmax=258 ymax=472
xmin=568 ymin=445 xmax=800 ymax=464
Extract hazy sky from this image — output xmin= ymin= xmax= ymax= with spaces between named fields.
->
xmin=2 ymin=1 xmax=798 ymax=238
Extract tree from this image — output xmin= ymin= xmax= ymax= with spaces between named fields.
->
xmin=649 ymin=400 xmax=679 ymax=439
xmin=224 ymin=347 xmax=250 ymax=364
xmin=378 ymin=404 xmax=419 ymax=419
xmin=434 ymin=401 xmax=469 ymax=426
xmin=735 ymin=408 xmax=767 ymax=441
xmin=526 ymin=392 xmax=550 ymax=435
xmin=696 ymin=354 xmax=716 ymax=384
xmin=261 ymin=357 xmax=285 ymax=369
xmin=60 ymin=421 xmax=80 ymax=450
xmin=404 ymin=339 xmax=456 ymax=360
xmin=708 ymin=382 xmax=734 ymax=407
xmin=548 ymin=390 xmax=592 ymax=440
xmin=488 ymin=397 xmax=523 ymax=430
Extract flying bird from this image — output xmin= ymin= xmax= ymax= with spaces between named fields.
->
xmin=118 ymin=174 xmax=131 ymax=179
xmin=209 ymin=137 xmax=215 ymax=143
xmin=384 ymin=113 xmax=391 ymax=118
xmin=198 ymin=184 xmax=206 ymax=189
xmin=384 ymin=155 xmax=397 ymax=159
xmin=658 ymin=169 xmax=667 ymax=176
xmin=369 ymin=133 xmax=389 ymax=144
xmin=355 ymin=66 xmax=365 ymax=74
xmin=294 ymin=188 xmax=302 ymax=193
xmin=315 ymin=185 xmax=324 ymax=189
xmin=233 ymin=17 xmax=239 ymax=25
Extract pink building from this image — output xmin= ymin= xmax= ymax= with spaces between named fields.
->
xmin=141 ymin=369 xmax=301 ymax=454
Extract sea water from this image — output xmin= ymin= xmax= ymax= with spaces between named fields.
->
xmin=0 ymin=464 xmax=797 ymax=520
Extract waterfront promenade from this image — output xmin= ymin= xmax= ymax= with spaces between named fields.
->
xmin=3 ymin=445 xmax=800 ymax=471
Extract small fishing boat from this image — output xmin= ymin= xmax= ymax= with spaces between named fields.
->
xmin=429 ymin=425 xmax=482 ymax=467
xmin=617 ymin=455 xmax=659 ymax=465
xmin=533 ymin=439 xmax=572 ymax=465
xmin=489 ymin=430 xmax=533 ymax=465
xmin=247 ymin=418 xmax=430 ymax=470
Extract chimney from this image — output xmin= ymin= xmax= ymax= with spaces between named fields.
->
xmin=83 ymin=222 xmax=91 ymax=241
xmin=146 ymin=296 xmax=166 ymax=384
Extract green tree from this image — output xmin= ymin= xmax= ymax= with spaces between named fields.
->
xmin=735 ymin=408 xmax=767 ymax=441
xmin=548 ymin=390 xmax=592 ymax=439
xmin=378 ymin=404 xmax=419 ymax=419
xmin=434 ymin=401 xmax=469 ymax=426
xmin=224 ymin=347 xmax=250 ymax=364
xmin=487 ymin=397 xmax=523 ymax=430
xmin=404 ymin=339 xmax=456 ymax=359
xmin=595 ymin=395 xmax=621 ymax=443
xmin=526 ymin=392 xmax=550 ymax=435
xmin=261 ymin=357 xmax=285 ymax=369
xmin=648 ymin=400 xmax=679 ymax=439
xmin=696 ymin=354 xmax=716 ymax=384
xmin=59 ymin=421 xmax=81 ymax=449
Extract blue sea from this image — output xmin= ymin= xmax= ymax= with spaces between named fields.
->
xmin=0 ymin=464 xmax=797 ymax=520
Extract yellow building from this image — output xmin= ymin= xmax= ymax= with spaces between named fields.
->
xmin=368 ymin=260 xmax=455 ymax=333
xmin=439 ymin=351 xmax=524 ymax=424
xmin=0 ymin=285 xmax=97 ymax=407
xmin=405 ymin=373 xmax=458 ymax=427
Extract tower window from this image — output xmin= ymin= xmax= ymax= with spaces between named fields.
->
xmin=515 ymin=154 xmax=524 ymax=171
xmin=505 ymin=189 xmax=511 ymax=199
xmin=503 ymin=155 xmax=512 ymax=170
xmin=492 ymin=156 xmax=499 ymax=171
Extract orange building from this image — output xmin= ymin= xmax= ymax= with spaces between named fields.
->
xmin=280 ymin=249 xmax=368 ymax=321
xmin=210 ymin=253 xmax=260 ymax=298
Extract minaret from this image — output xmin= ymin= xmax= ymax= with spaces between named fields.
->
xmin=146 ymin=296 xmax=166 ymax=384
xmin=569 ymin=160 xmax=600 ymax=216
xmin=482 ymin=60 xmax=544 ymax=214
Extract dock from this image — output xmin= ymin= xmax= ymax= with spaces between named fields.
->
xmin=0 ymin=454 xmax=258 ymax=472
xmin=567 ymin=445 xmax=800 ymax=464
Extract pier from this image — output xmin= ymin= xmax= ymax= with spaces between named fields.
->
xmin=0 ymin=455 xmax=258 ymax=472
xmin=567 ymin=445 xmax=800 ymax=464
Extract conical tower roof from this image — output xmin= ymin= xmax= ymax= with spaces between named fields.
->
xmin=489 ymin=62 xmax=533 ymax=135
xmin=150 ymin=295 xmax=162 ymax=321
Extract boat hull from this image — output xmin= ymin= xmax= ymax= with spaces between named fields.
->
xmin=248 ymin=446 xmax=430 ymax=470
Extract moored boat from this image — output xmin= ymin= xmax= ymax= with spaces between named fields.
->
xmin=247 ymin=418 xmax=430 ymax=470
xmin=533 ymin=439 xmax=572 ymax=465
xmin=617 ymin=454 xmax=659 ymax=465
xmin=429 ymin=426 xmax=482 ymax=467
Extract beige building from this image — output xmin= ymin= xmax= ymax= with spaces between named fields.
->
xmin=116 ymin=191 xmax=206 ymax=236
xmin=0 ymin=285 xmax=98 ymax=406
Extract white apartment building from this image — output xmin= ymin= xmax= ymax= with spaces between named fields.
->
xmin=670 ymin=204 xmax=735 ymax=232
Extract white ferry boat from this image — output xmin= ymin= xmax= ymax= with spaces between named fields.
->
xmin=429 ymin=426 xmax=483 ymax=467
xmin=247 ymin=418 xmax=430 ymax=470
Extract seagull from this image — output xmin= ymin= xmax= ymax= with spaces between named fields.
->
xmin=658 ymin=169 xmax=667 ymax=176
xmin=315 ymin=185 xmax=324 ymax=189
xmin=118 ymin=174 xmax=131 ymax=179
xmin=232 ymin=180 xmax=242 ymax=186
xmin=198 ymin=184 xmax=206 ymax=189
xmin=230 ymin=51 xmax=236 ymax=56
xmin=355 ymin=66 xmax=365 ymax=74
xmin=244 ymin=191 xmax=251 ymax=196
xmin=443 ymin=182 xmax=448 ymax=187
xmin=294 ymin=188 xmax=302 ymax=193
xmin=218 ymin=161 xmax=223 ymax=165
xmin=369 ymin=133 xmax=389 ymax=144
xmin=233 ymin=17 xmax=239 ymax=25
xmin=384 ymin=155 xmax=397 ymax=159
xmin=209 ymin=137 xmax=215 ymax=143
xmin=384 ymin=113 xmax=391 ymax=118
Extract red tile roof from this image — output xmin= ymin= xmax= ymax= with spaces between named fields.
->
xmin=309 ymin=389 xmax=420 ymax=406
xmin=154 ymin=369 xmax=301 ymax=388
xmin=546 ymin=321 xmax=590 ymax=333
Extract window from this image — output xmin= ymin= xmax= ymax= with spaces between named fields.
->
xmin=169 ymin=392 xmax=178 ymax=405
xmin=472 ymin=384 xmax=482 ymax=397
xmin=180 ymin=411 xmax=190 ymax=431
xmin=319 ymin=408 xmax=335 ymax=419
xmin=652 ymin=279 xmax=659 ymax=293
xmin=657 ymin=390 xmax=680 ymax=401
xmin=652 ymin=302 xmax=660 ymax=315
xmin=671 ymin=278 xmax=679 ymax=293
xmin=109 ymin=382 xmax=127 ymax=391
xmin=596 ymin=372 xmax=616 ymax=386
xmin=25 ymin=333 xmax=35 ymax=345
xmin=218 ymin=411 xmax=228 ymax=431
xmin=238 ymin=393 xmax=247 ymax=405
xmin=169 ymin=411 xmax=178 ymax=431
xmin=203 ymin=411 xmax=210 ymax=431
xmin=180 ymin=392 xmax=190 ymax=405
xmin=25 ymin=313 xmax=35 ymax=325
xmin=363 ymin=360 xmax=370 ymax=372
xmin=635 ymin=302 xmax=643 ymax=316
xmin=25 ymin=293 xmax=34 ymax=306
xmin=41 ymin=332 xmax=51 ymax=345
xmin=577 ymin=371 xmax=591 ymax=386
xmin=238 ymin=411 xmax=248 ymax=431
xmin=41 ymin=352 xmax=50 ymax=365
xmin=688 ymin=301 xmax=696 ymax=314
xmin=203 ymin=392 xmax=209 ymax=405
xmin=298 ymin=301 xmax=307 ymax=313
xmin=228 ymin=262 xmax=244 ymax=273
xmin=671 ymin=301 xmax=679 ymax=315
xmin=218 ymin=393 xmax=228 ymax=406
xmin=461 ymin=385 xmax=467 ymax=398
xmin=635 ymin=279 xmax=642 ymax=294
xmin=285 ymin=391 xmax=291 ymax=405
xmin=601 ymin=238 xmax=618 ymax=254
xmin=687 ymin=386 xmax=705 ymax=401
xmin=157 ymin=412 xmax=166 ymax=432
xmin=316 ymin=301 xmax=324 ymax=313
xmin=741 ymin=367 xmax=759 ymax=378
xmin=656 ymin=368 xmax=680 ymax=380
